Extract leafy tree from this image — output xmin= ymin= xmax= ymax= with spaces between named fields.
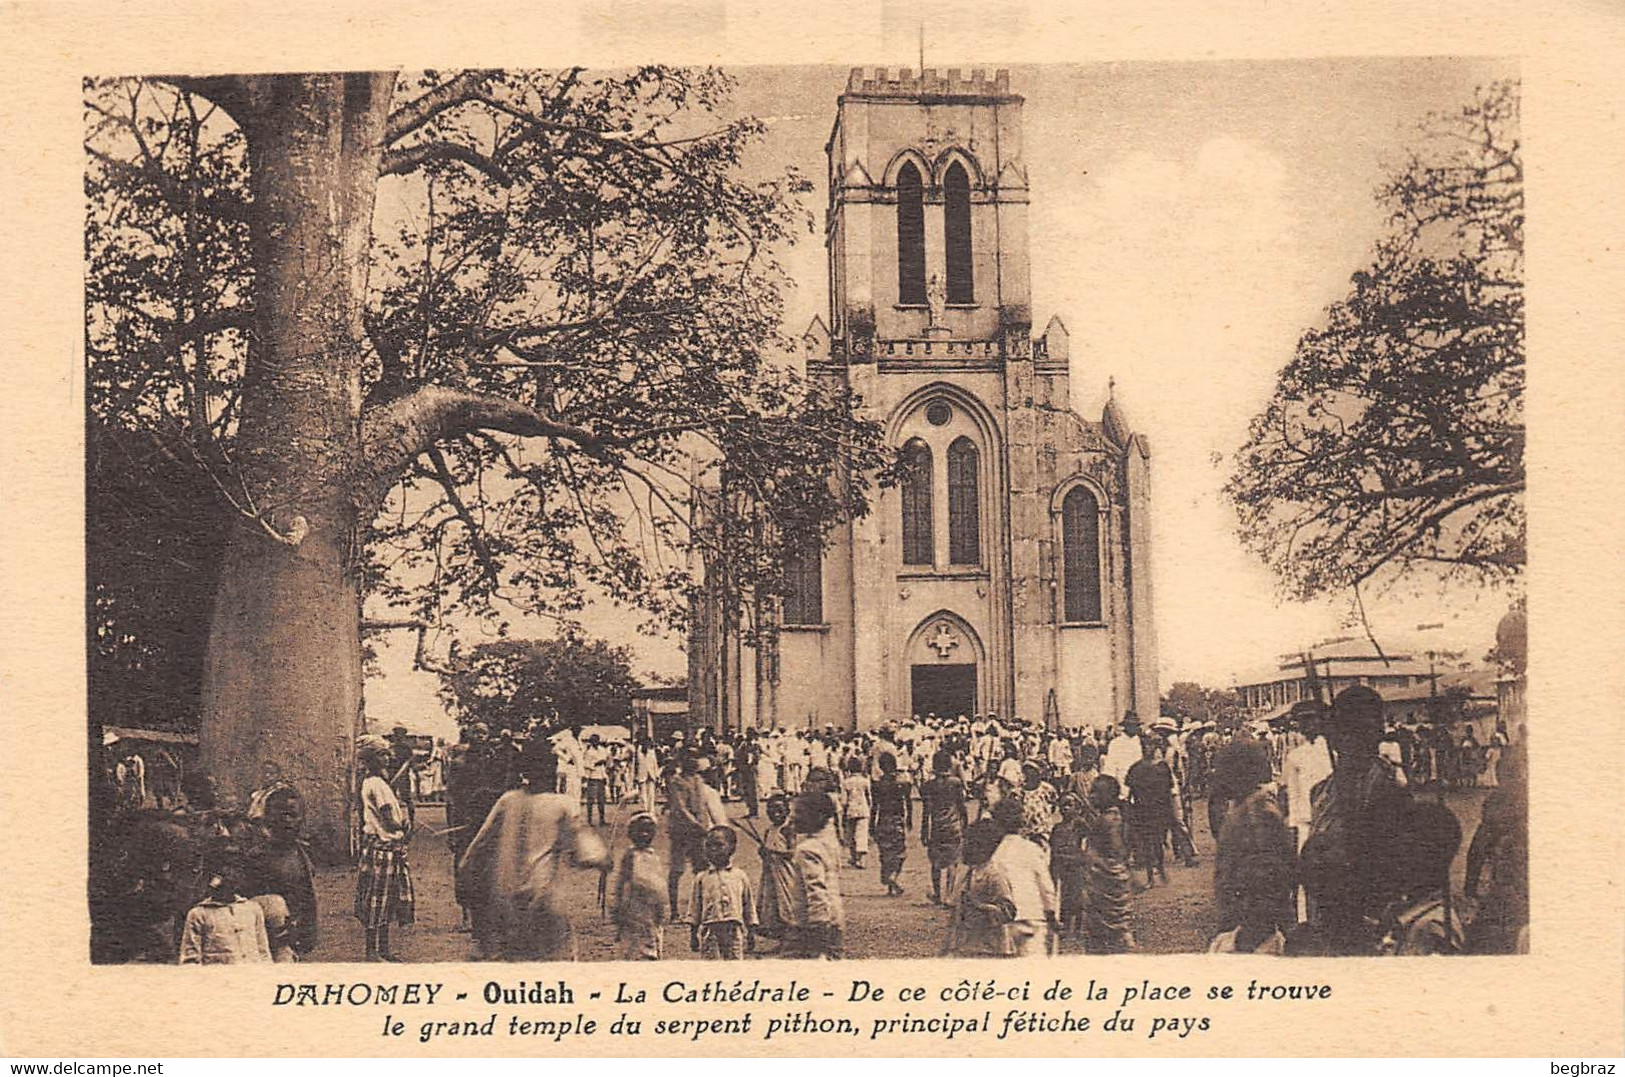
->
xmin=1160 ymin=681 xmax=1209 ymax=723
xmin=1160 ymin=681 xmax=1244 ymax=728
xmin=1227 ymin=81 xmax=1523 ymax=601
xmin=87 ymin=419 xmax=230 ymax=733
xmin=437 ymin=635 xmax=638 ymax=735
xmin=85 ymin=70 xmax=891 ymax=855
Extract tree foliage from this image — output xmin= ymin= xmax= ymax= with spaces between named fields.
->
xmin=1160 ymin=681 xmax=1244 ymax=728
xmin=84 ymin=69 xmax=891 ymax=685
xmin=88 ymin=419 xmax=231 ymax=731
xmin=437 ymin=635 xmax=638 ymax=734
xmin=1227 ymin=81 xmax=1523 ymax=600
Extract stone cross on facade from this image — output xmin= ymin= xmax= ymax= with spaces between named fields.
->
xmin=928 ymin=622 xmax=959 ymax=659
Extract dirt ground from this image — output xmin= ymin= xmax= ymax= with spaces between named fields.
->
xmin=308 ymin=785 xmax=1488 ymax=963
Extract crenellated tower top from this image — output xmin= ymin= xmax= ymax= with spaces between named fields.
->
xmin=843 ymin=67 xmax=1019 ymax=102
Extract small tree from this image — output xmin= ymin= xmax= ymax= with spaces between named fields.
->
xmin=1161 ymin=681 xmax=1209 ymax=724
xmin=1227 ymin=81 xmax=1523 ymax=601
xmin=1162 ymin=682 xmax=1245 ymax=729
xmin=437 ymin=635 xmax=638 ymax=735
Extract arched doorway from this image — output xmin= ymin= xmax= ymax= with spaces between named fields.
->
xmin=904 ymin=611 xmax=985 ymax=719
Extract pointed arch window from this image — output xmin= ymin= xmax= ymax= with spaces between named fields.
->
xmin=782 ymin=542 xmax=823 ymax=626
xmin=944 ymin=161 xmax=974 ymax=304
xmin=896 ymin=162 xmax=927 ymax=306
xmin=947 ymin=437 xmax=981 ymax=565
xmin=1062 ymin=486 xmax=1103 ymax=623
xmin=900 ymin=438 xmax=934 ymax=566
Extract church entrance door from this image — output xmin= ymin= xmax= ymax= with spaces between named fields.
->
xmin=912 ymin=664 xmax=977 ymax=720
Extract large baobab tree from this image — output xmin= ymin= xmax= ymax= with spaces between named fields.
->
xmin=86 ymin=69 xmax=888 ymax=856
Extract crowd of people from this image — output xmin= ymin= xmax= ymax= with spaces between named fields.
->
xmin=89 ymin=767 xmax=321 ymax=965
xmin=89 ymin=687 xmax=1529 ymax=965
xmin=1201 ymin=689 xmax=1529 ymax=957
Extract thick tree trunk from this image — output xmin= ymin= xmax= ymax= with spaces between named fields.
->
xmin=199 ymin=73 xmax=394 ymax=861
xmin=202 ymin=528 xmax=363 ymax=858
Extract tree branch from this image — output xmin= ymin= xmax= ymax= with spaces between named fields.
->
xmin=92 ymin=307 xmax=255 ymax=380
xmin=384 ymin=70 xmax=496 ymax=145
xmin=359 ymin=618 xmax=460 ymax=674
xmin=358 ymin=384 xmax=607 ymax=506
xmin=426 ymin=444 xmax=503 ymax=589
xmin=158 ymin=75 xmax=255 ymax=127
xmin=379 ymin=141 xmax=514 ymax=185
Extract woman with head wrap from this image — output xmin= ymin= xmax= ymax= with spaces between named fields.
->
xmin=353 ymin=734 xmax=414 ymax=961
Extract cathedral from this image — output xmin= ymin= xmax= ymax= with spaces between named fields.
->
xmin=689 ymin=67 xmax=1158 ymax=732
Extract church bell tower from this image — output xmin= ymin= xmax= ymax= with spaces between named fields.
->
xmin=824 ymin=67 xmax=1032 ymax=364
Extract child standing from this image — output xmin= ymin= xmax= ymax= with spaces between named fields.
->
xmin=756 ymin=793 xmax=799 ymax=946
xmin=354 ymin=734 xmax=414 ymax=961
xmin=688 ymin=826 xmax=757 ymax=959
xmin=179 ymin=842 xmax=272 ymax=964
xmin=1048 ymin=794 xmax=1089 ymax=944
xmin=613 ymin=812 xmax=667 ymax=960
xmin=790 ymin=791 xmax=845 ymax=959
xmin=840 ymin=756 xmax=872 ymax=870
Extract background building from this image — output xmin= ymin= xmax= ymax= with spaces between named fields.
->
xmin=690 ymin=67 xmax=1158 ymax=731
xmin=1231 ymin=636 xmax=1496 ymax=725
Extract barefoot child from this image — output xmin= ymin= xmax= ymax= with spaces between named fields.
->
xmin=1049 ymin=794 xmax=1089 ymax=943
xmin=689 ymin=826 xmax=757 ymax=959
xmin=757 ymin=793 xmax=799 ymax=946
xmin=613 ymin=812 xmax=667 ymax=960
xmin=790 ymin=791 xmax=845 ymax=959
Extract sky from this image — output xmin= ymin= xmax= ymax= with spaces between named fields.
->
xmin=364 ymin=57 xmax=1521 ymax=736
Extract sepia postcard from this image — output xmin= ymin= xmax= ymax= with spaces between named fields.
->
xmin=1 ymin=0 xmax=1622 ymax=1060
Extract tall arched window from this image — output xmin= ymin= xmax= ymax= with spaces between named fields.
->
xmin=947 ymin=436 xmax=981 ymax=565
xmin=900 ymin=438 xmax=934 ymax=566
xmin=1062 ymin=486 xmax=1102 ymax=622
xmin=896 ymin=163 xmax=926 ymax=305
xmin=944 ymin=161 xmax=974 ymax=304
xmin=782 ymin=543 xmax=822 ymax=625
